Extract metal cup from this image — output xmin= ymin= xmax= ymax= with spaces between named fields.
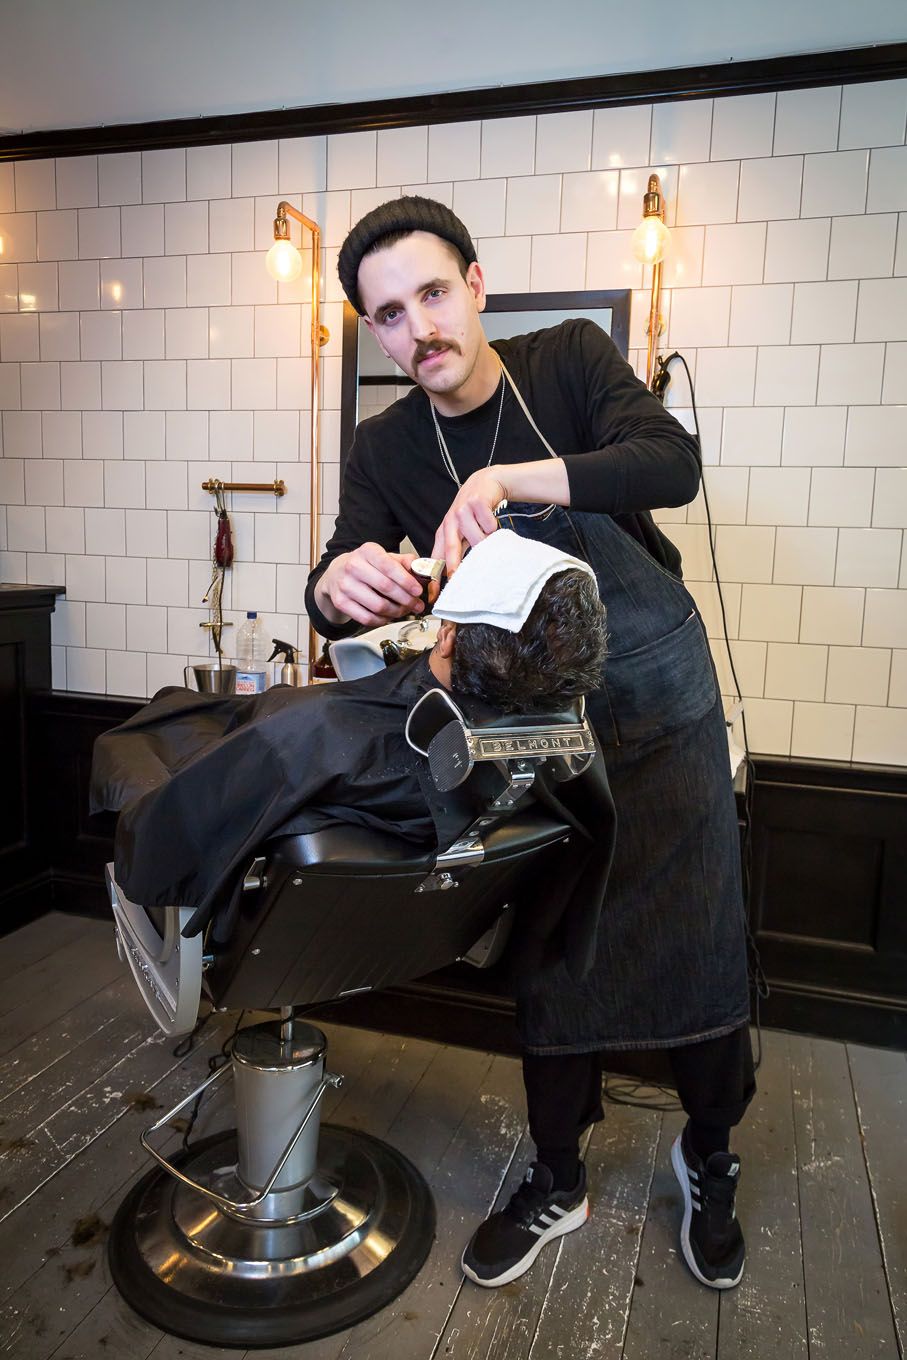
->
xmin=184 ymin=662 xmax=237 ymax=694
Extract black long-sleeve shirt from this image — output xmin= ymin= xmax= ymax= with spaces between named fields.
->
xmin=306 ymin=319 xmax=701 ymax=639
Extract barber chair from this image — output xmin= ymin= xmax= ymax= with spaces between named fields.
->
xmin=105 ymin=658 xmax=597 ymax=1348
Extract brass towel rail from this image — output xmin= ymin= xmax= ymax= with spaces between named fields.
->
xmin=202 ymin=479 xmax=286 ymax=497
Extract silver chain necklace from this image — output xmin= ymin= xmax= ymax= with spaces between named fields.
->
xmin=429 ymin=365 xmax=505 ymax=489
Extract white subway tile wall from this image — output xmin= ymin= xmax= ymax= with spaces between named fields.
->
xmin=1 ymin=82 xmax=906 ymax=764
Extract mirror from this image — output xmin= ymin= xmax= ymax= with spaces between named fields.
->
xmin=339 ymin=289 xmax=631 ymax=476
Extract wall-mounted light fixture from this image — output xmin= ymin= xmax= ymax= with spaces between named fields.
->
xmin=631 ymin=174 xmax=670 ymax=391
xmin=265 ymin=203 xmax=330 ymax=673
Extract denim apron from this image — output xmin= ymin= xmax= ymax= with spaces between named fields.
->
xmin=496 ymin=373 xmax=751 ymax=1053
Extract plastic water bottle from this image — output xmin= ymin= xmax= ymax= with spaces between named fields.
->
xmin=235 ymin=612 xmax=270 ymax=695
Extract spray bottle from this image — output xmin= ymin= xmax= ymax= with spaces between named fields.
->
xmin=269 ymin=638 xmax=307 ymax=687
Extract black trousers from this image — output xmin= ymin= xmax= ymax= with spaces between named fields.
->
xmin=522 ymin=1024 xmax=756 ymax=1153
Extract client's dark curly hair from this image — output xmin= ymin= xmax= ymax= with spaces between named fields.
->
xmin=450 ymin=568 xmax=606 ymax=714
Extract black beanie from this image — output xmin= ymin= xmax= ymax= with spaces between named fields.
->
xmin=337 ymin=195 xmax=477 ymax=315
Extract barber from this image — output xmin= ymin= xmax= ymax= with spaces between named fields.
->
xmin=305 ymin=197 xmax=754 ymax=1293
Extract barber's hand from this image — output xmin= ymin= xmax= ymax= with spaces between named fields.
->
xmin=319 ymin=543 xmax=425 ymax=627
xmin=432 ymin=469 xmax=507 ymax=574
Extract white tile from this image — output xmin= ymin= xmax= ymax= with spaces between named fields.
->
xmin=101 ymin=360 xmax=143 ymax=410
xmin=867 ymin=146 xmax=907 ymax=213
xmin=232 ymin=358 xmax=276 ymax=409
xmin=853 ymin=704 xmax=907 ymax=764
xmin=21 ymin=361 xmax=60 ymax=409
xmin=146 ymin=557 xmax=188 ymax=606
xmin=164 ymin=308 xmax=208 ymax=360
xmin=86 ymin=601 xmax=126 ymax=649
xmin=60 ymin=361 xmax=101 ymax=410
xmin=668 ymin=287 xmax=730 ymax=348
xmin=146 ymin=461 xmax=188 ymax=510
xmin=742 ymin=696 xmax=793 ymax=754
xmin=327 ymin=132 xmax=376 ymax=191
xmin=232 ymin=253 xmax=276 ymax=306
xmin=535 ymin=111 xmax=592 ymax=174
xmin=755 ymin=346 xmax=819 ymax=406
xmin=14 ymin=160 xmax=55 ymax=212
xmin=0 ymin=359 xmax=21 ymax=406
xmin=452 ymin=180 xmax=506 ymax=239
xmin=38 ymin=312 xmax=78 ymax=361
xmin=883 ymin=343 xmax=907 ymax=403
xmin=166 ymin=411 xmax=208 ymax=462
xmin=774 ymin=86 xmax=840 ymax=155
xmin=0 ymin=164 xmax=11 ymax=213
xmin=481 ymin=117 xmax=535 ymax=178
xmin=872 ymin=468 xmax=907 ymax=528
xmin=254 ymin=305 xmax=300 ymax=358
xmin=98 ymin=153 xmax=142 ymax=207
xmin=801 ymin=150 xmax=869 ymax=220
xmin=104 ymin=459 xmax=145 ymax=509
xmin=232 ymin=141 xmax=278 ymax=198
xmin=475 ymin=236 xmax=531 ymax=293
xmin=122 ymin=309 xmax=164 ymax=360
xmin=791 ymin=281 xmax=857 ymax=346
xmin=100 ymin=259 xmax=143 ymax=310
xmin=617 ymin=165 xmax=678 ymax=231
xmin=0 ymin=211 xmax=37 ymax=263
xmin=80 ymin=310 xmax=122 ymax=361
xmin=44 ymin=409 xmax=82 ymax=459
xmin=402 ymin=181 xmax=453 ymax=208
xmin=142 ymin=149 xmax=186 ymax=204
xmin=146 ymin=651 xmax=187 ymax=692
xmin=165 ymin=200 xmax=208 ymax=255
xmin=188 ymin=360 xmax=230 ymax=411
xmin=781 ymin=406 xmax=847 ymax=466
xmin=845 ymin=405 xmax=907 ymax=467
xmin=63 ymin=460 xmax=104 ymax=507
xmin=676 ymin=161 xmax=738 ymax=228
xmin=651 ymin=100 xmax=711 ymax=166
xmin=714 ymin=525 xmax=775 ymax=582
xmin=301 ymin=190 xmax=351 ymax=249
xmin=377 ymin=127 xmax=428 ymax=186
xmin=659 ymin=523 xmax=713 ymax=581
xmin=856 ymin=277 xmax=907 ymax=342
xmin=123 ymin=507 xmax=165 ymax=556
xmin=77 ymin=207 xmax=120 ymax=259
xmin=586 ymin=231 xmax=642 ymax=290
xmin=764 ymin=219 xmax=830 ymax=284
xmin=826 ymin=646 xmax=890 ymax=705
xmin=24 ymin=459 xmax=63 ymax=505
xmin=232 ymin=560 xmax=276 ymax=612
xmin=209 ymin=198 xmax=255 ymax=254
xmin=166 ymin=604 xmax=211 ymax=653
xmin=65 ymin=553 xmax=104 ymax=600
xmin=65 ymin=646 xmax=105 ymax=693
xmin=505 ymin=175 xmax=561 ymax=236
xmin=739 ymin=158 xmax=804 ymax=225
xmin=809 ymin=466 xmax=874 ymax=527
xmin=800 ymin=585 xmax=864 ymax=644
xmin=816 ymin=343 xmax=885 ymax=406
xmin=84 ymin=506 xmax=126 ymax=555
xmin=56 ymin=157 xmax=98 ymax=210
xmin=16 ymin=261 xmax=57 ymax=314
xmin=747 ymin=466 xmax=810 ymax=525
xmin=765 ymin=641 xmax=828 ymax=701
xmin=696 ymin=349 xmax=757 ymax=407
xmin=710 ymin=93 xmax=775 ymax=161
xmin=692 ymin=578 xmax=742 ymax=641
xmin=863 ymin=589 xmax=907 ymax=647
xmin=208 ymin=306 xmax=253 ymax=359
xmin=791 ymin=701 xmax=855 ymax=759
xmin=143 ymin=256 xmax=186 ymax=309
xmin=105 ymin=555 xmax=147 ymax=605
xmin=530 ymin=233 xmax=587 ymax=292
xmin=660 ymin=226 xmax=704 ymax=289
xmin=889 ymin=650 xmax=907 ymax=706
xmin=124 ymin=411 xmax=165 ymax=461
xmin=187 ymin=254 xmax=231 ymax=307
xmin=36 ymin=208 xmax=78 ymax=261
xmin=560 ymin=171 xmax=618 ymax=233
xmin=773 ymin=526 xmax=838 ymax=584
xmin=25 ymin=551 xmax=65 ymax=587
xmin=82 ymin=410 xmax=120 ymax=460
xmin=739 ymin=583 xmax=802 ymax=641
xmin=0 ymin=552 xmax=27 ymax=583
xmin=187 ymin=145 xmax=231 ymax=201
xmin=253 ymin=410 xmax=299 ymax=461
xmin=144 ymin=359 xmax=186 ymax=411
xmin=253 ymin=510 xmax=299 ymax=563
xmin=835 ymin=527 xmax=902 ymax=587
xmin=701 ymin=224 xmax=765 ymax=287
xmin=840 ymin=78 xmax=907 ymax=150
xmin=3 ymin=410 xmax=42 ymax=457
xmin=591 ymin=105 xmax=651 ymax=170
xmin=104 ymin=649 xmax=147 ymax=698
xmin=52 ymin=597 xmax=85 ymax=646
xmin=1 ymin=313 xmax=40 ymax=361
xmin=728 ymin=283 xmax=791 ymax=347
xmin=0 ymin=459 xmax=24 ymax=503
xmin=279 ymin=137 xmax=326 ymax=195
xmin=124 ymin=603 xmax=167 ymax=653
xmin=165 ymin=509 xmax=208 ymax=559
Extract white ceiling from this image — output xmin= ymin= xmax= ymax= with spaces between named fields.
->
xmin=1 ymin=0 xmax=905 ymax=135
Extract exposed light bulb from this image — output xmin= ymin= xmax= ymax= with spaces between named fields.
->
xmin=266 ymin=239 xmax=304 ymax=282
xmin=632 ymin=215 xmax=670 ymax=266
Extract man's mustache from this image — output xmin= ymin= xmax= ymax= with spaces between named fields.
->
xmin=413 ymin=339 xmax=461 ymax=367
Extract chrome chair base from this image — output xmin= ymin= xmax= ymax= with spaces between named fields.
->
xmin=108 ymin=1125 xmax=435 ymax=1348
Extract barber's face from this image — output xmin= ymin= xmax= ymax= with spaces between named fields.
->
xmin=358 ymin=231 xmax=488 ymax=398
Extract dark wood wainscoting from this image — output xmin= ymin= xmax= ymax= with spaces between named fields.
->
xmin=9 ymin=691 xmax=907 ymax=1054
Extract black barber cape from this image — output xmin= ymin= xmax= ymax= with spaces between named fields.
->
xmin=90 ymin=653 xmax=616 ymax=981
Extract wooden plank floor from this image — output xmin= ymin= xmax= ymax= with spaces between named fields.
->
xmin=0 ymin=912 xmax=903 ymax=1360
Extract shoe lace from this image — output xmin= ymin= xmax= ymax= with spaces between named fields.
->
xmin=506 ymin=1180 xmax=550 ymax=1226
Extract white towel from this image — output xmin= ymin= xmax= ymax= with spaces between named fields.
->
xmin=432 ymin=528 xmax=596 ymax=633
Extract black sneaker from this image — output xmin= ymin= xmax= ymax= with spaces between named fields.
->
xmin=670 ymin=1124 xmax=745 ymax=1288
xmin=461 ymin=1161 xmax=589 ymax=1288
